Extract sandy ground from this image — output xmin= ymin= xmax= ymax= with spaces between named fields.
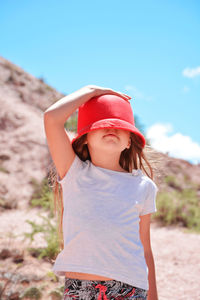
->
xmin=0 ymin=210 xmax=200 ymax=299
xmin=150 ymin=222 xmax=200 ymax=300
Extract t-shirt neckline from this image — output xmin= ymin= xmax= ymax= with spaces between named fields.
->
xmin=88 ymin=160 xmax=142 ymax=176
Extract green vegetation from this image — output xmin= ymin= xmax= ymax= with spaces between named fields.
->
xmin=21 ymin=287 xmax=42 ymax=299
xmin=64 ymin=113 xmax=77 ymax=132
xmin=44 ymin=83 xmax=55 ymax=92
xmin=0 ymin=165 xmax=9 ymax=174
xmin=37 ymin=76 xmax=55 ymax=92
xmin=25 ymin=215 xmax=60 ymax=260
xmin=164 ymin=175 xmax=182 ymax=190
xmin=46 ymin=271 xmax=59 ymax=282
xmin=0 ymin=197 xmax=17 ymax=209
xmin=152 ymin=187 xmax=200 ymax=232
xmin=26 ymin=177 xmax=61 ymax=262
xmin=49 ymin=286 xmax=64 ymax=300
xmin=30 ymin=177 xmax=54 ymax=217
xmin=164 ymin=175 xmax=177 ymax=185
xmin=0 ymin=198 xmax=6 ymax=208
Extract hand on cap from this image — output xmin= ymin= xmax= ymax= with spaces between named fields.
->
xmin=86 ymin=85 xmax=132 ymax=101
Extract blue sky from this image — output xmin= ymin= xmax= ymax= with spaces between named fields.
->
xmin=1 ymin=0 xmax=200 ymax=164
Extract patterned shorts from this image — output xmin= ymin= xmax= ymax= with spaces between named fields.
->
xmin=64 ymin=277 xmax=148 ymax=300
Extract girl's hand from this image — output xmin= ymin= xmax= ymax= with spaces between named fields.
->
xmin=85 ymin=84 xmax=132 ymax=101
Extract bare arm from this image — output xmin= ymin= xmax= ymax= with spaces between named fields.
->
xmin=139 ymin=214 xmax=159 ymax=300
xmin=43 ymin=86 xmax=96 ymax=180
xmin=44 ymin=86 xmax=95 ymax=126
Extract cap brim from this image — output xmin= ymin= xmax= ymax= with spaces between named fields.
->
xmin=71 ymin=118 xmax=146 ymax=148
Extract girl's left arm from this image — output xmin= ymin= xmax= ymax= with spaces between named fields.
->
xmin=139 ymin=214 xmax=159 ymax=300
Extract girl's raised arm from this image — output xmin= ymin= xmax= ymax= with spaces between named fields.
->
xmin=43 ymin=86 xmax=96 ymax=180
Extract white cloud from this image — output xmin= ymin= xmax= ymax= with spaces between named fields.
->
xmin=124 ymin=85 xmax=153 ymax=102
xmin=146 ymin=123 xmax=200 ymax=165
xmin=182 ymin=66 xmax=200 ymax=78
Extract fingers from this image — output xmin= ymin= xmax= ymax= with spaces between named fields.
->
xmin=90 ymin=86 xmax=132 ymax=101
xmin=115 ymin=92 xmax=132 ymax=101
xmin=123 ymin=94 xmax=132 ymax=100
xmin=102 ymin=87 xmax=131 ymax=99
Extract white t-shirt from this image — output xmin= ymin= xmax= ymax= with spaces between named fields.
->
xmin=52 ymin=154 xmax=158 ymax=290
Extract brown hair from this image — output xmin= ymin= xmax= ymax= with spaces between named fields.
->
xmin=49 ymin=132 xmax=154 ymax=249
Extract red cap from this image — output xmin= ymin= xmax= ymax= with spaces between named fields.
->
xmin=71 ymin=94 xmax=146 ymax=148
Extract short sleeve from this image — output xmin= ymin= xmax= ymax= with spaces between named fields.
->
xmin=57 ymin=154 xmax=85 ymax=186
xmin=139 ymin=181 xmax=158 ymax=216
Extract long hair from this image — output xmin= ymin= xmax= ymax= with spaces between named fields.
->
xmin=49 ymin=131 xmax=154 ymax=249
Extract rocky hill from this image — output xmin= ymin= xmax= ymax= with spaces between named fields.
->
xmin=0 ymin=56 xmax=73 ymax=210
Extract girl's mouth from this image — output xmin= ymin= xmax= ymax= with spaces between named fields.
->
xmin=104 ymin=134 xmax=117 ymax=138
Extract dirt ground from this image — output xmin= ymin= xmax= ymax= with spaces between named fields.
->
xmin=0 ymin=210 xmax=200 ymax=299
xmin=150 ymin=222 xmax=200 ymax=300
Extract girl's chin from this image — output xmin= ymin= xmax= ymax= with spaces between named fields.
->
xmin=97 ymin=144 xmax=123 ymax=153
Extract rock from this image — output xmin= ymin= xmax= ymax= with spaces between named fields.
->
xmin=0 ymin=248 xmax=11 ymax=259
xmin=8 ymin=291 xmax=20 ymax=300
xmin=12 ymin=251 xmax=24 ymax=263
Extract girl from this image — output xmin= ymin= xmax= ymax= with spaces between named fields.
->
xmin=44 ymin=85 xmax=159 ymax=300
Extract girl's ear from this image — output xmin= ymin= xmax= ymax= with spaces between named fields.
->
xmin=127 ymin=138 xmax=131 ymax=149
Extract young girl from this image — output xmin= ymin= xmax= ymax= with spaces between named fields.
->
xmin=44 ymin=85 xmax=159 ymax=300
